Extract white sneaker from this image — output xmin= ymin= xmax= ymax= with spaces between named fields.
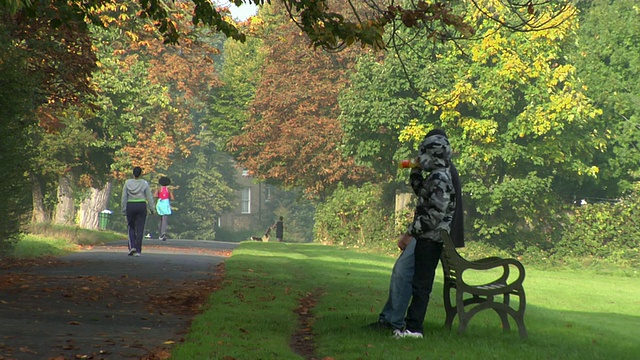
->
xmin=134 ymin=252 xmax=141 ymax=257
xmin=128 ymin=249 xmax=136 ymax=256
xmin=393 ymin=329 xmax=423 ymax=339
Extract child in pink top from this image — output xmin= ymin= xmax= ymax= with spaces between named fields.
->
xmin=155 ymin=176 xmax=174 ymax=241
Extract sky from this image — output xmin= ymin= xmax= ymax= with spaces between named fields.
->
xmin=214 ymin=1 xmax=258 ymax=21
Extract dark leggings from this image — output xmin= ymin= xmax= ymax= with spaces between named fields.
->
xmin=404 ymin=240 xmax=443 ymax=333
xmin=126 ymin=202 xmax=147 ymax=253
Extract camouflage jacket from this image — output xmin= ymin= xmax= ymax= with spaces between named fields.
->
xmin=407 ymin=166 xmax=456 ymax=243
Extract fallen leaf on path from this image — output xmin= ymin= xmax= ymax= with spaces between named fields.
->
xmin=19 ymin=346 xmax=37 ymax=354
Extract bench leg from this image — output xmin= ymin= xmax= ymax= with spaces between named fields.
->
xmin=443 ymin=284 xmax=456 ymax=329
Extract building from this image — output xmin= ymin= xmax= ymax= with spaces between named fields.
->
xmin=217 ymin=167 xmax=274 ymax=233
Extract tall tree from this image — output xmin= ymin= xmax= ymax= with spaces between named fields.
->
xmin=340 ymin=0 xmax=602 ymax=245
xmin=83 ymin=1 xmax=219 ymax=230
xmin=419 ymin=2 xmax=602 ymax=244
xmin=573 ymin=0 xmax=640 ymax=195
xmin=0 ymin=23 xmax=37 ymax=248
xmin=228 ymin=3 xmax=373 ymax=199
xmin=208 ymin=17 xmax=265 ymax=146
xmin=2 ymin=0 xmax=97 ymax=230
xmin=167 ymin=127 xmax=237 ymax=240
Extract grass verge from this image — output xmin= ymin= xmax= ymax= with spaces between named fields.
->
xmin=8 ymin=224 xmax=125 ymax=258
xmin=171 ymin=241 xmax=640 ymax=360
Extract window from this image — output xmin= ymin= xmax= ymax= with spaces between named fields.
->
xmin=265 ymin=184 xmax=272 ymax=202
xmin=241 ymin=187 xmax=251 ymax=214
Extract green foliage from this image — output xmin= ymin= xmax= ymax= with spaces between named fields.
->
xmin=556 ymin=194 xmax=640 ymax=265
xmin=265 ymin=188 xmax=316 ymax=243
xmin=313 ymin=183 xmax=398 ymax=252
xmin=0 ymin=24 xmax=38 ymax=251
xmin=338 ymin=50 xmax=434 ymax=180
xmin=90 ymin=27 xmax=174 ymax=173
xmin=573 ymin=0 xmax=640 ymax=195
xmin=338 ymin=2 xmax=600 ymax=249
xmin=167 ymin=130 xmax=237 ymax=240
xmin=414 ymin=4 xmax=603 ymax=247
xmin=208 ymin=34 xmax=264 ymax=148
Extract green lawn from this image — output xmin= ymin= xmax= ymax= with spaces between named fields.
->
xmin=170 ymin=242 xmax=640 ymax=360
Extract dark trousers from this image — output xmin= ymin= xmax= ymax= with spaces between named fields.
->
xmin=404 ymin=240 xmax=443 ymax=333
xmin=126 ymin=202 xmax=147 ymax=253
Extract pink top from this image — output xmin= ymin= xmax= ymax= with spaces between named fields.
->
xmin=158 ymin=186 xmax=170 ymax=200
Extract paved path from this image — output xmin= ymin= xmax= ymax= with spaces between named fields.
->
xmin=0 ymin=239 xmax=238 ymax=360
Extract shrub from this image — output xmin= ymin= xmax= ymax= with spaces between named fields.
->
xmin=313 ymin=182 xmax=397 ymax=252
xmin=555 ymin=194 xmax=640 ymax=266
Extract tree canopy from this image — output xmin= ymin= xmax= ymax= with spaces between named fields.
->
xmin=3 ymin=0 xmax=575 ymax=51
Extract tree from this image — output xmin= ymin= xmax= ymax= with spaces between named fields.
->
xmin=338 ymin=37 xmax=448 ymax=179
xmin=82 ymin=1 xmax=220 ymax=230
xmin=227 ymin=3 xmax=373 ymax=199
xmin=418 ymin=3 xmax=602 ymax=245
xmin=572 ymin=0 xmax=640 ymax=195
xmin=166 ymin=128 xmax=237 ymax=240
xmin=208 ymin=19 xmax=265 ymax=146
xmin=23 ymin=0 xmax=220 ymax=230
xmin=4 ymin=0 xmax=575 ymax=52
xmin=2 ymin=0 xmax=97 ymax=235
xmin=339 ymin=1 xmax=602 ymax=246
xmin=0 ymin=23 xmax=37 ymax=249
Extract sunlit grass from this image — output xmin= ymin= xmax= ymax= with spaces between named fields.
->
xmin=171 ymin=242 xmax=640 ymax=360
xmin=10 ymin=234 xmax=80 ymax=258
xmin=8 ymin=224 xmax=125 ymax=258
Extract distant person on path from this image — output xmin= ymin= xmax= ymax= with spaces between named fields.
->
xmin=272 ymin=216 xmax=284 ymax=242
xmin=155 ymin=176 xmax=174 ymax=241
xmin=369 ymin=130 xmax=464 ymax=334
xmin=121 ymin=166 xmax=156 ymax=257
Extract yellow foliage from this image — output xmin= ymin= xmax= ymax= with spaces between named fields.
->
xmin=398 ymin=120 xmax=428 ymax=143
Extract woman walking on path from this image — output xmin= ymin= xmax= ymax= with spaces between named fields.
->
xmin=121 ymin=166 xmax=156 ymax=256
xmin=155 ymin=176 xmax=174 ymax=241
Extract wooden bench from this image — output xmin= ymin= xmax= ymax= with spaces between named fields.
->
xmin=440 ymin=230 xmax=528 ymax=338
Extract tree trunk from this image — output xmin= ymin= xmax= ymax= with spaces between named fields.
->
xmin=78 ymin=181 xmax=113 ymax=230
xmin=395 ymin=192 xmax=413 ymax=226
xmin=30 ymin=171 xmax=49 ymax=223
xmin=53 ymin=174 xmax=76 ymax=225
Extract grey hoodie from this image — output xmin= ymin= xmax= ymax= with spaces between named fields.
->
xmin=121 ymin=179 xmax=156 ymax=215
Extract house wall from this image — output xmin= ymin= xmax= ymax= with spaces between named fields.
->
xmin=218 ymin=168 xmax=271 ymax=232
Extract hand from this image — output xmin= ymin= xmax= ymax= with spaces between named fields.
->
xmin=397 ymin=233 xmax=412 ymax=250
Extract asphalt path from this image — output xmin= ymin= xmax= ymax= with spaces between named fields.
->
xmin=0 ymin=239 xmax=238 ymax=360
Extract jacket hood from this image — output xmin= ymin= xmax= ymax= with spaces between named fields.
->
xmin=418 ymin=133 xmax=451 ymax=171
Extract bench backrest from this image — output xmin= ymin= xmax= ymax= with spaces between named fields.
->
xmin=440 ymin=230 xmax=464 ymax=284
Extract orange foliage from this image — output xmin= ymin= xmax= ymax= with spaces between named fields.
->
xmin=229 ymin=8 xmax=373 ymax=198
xmin=110 ymin=1 xmax=220 ymax=178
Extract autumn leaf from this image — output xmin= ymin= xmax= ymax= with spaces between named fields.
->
xmin=19 ymin=346 xmax=37 ymax=354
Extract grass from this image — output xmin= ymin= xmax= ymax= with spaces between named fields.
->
xmin=6 ymin=232 xmax=639 ymax=359
xmin=171 ymin=242 xmax=640 ymax=360
xmin=8 ymin=224 xmax=124 ymax=258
